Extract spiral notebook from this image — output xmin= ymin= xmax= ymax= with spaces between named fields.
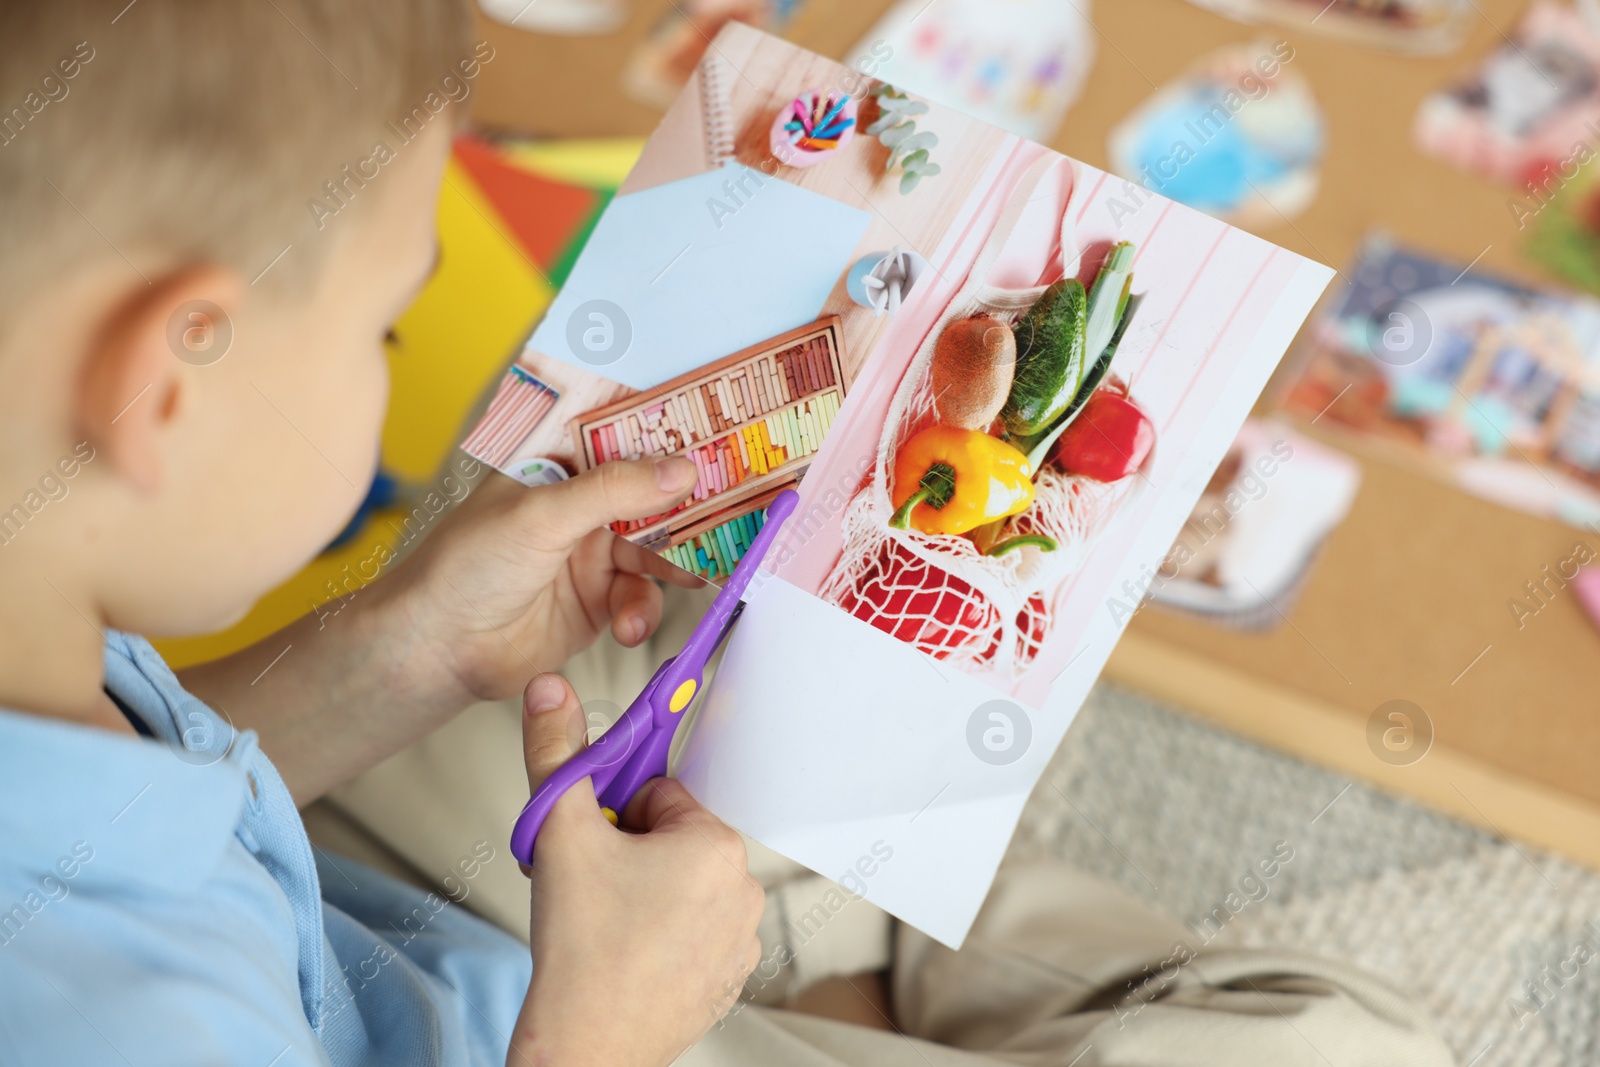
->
xmin=700 ymin=54 xmax=735 ymax=166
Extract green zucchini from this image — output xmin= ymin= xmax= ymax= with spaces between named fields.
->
xmin=1023 ymin=290 xmax=1142 ymax=470
xmin=1000 ymin=279 xmax=1087 ymax=439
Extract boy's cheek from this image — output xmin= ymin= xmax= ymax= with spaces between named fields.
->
xmin=222 ymin=344 xmax=384 ymax=562
xmin=288 ymin=334 xmax=389 ymax=471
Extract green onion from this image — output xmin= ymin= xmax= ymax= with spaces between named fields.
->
xmin=1082 ymin=242 xmax=1135 ymax=376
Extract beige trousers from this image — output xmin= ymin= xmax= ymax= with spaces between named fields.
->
xmin=685 ymin=860 xmax=1453 ymax=1066
xmin=310 ymin=585 xmax=1455 ymax=1067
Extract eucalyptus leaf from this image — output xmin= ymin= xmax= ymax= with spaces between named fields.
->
xmin=864 ymin=114 xmax=898 ymax=136
xmin=899 ymin=130 xmax=937 ymax=153
xmin=899 ymin=101 xmax=929 ymax=116
xmin=916 ymin=162 xmax=941 ymax=177
xmin=900 ymin=169 xmax=921 ymax=194
xmin=900 ymin=148 xmax=930 ymax=170
xmin=879 ymin=123 xmax=913 ymax=147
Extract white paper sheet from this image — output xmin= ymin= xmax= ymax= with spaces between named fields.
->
xmin=457 ymin=23 xmax=1340 ymax=949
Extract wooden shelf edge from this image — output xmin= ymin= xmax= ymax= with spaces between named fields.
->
xmin=1103 ymin=629 xmax=1600 ymax=872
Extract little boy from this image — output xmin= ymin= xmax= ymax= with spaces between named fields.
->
xmin=0 ymin=3 xmax=762 ymax=1064
xmin=1 ymin=4 xmax=1462 ymax=1066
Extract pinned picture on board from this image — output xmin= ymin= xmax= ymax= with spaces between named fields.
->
xmin=1107 ymin=40 xmax=1323 ymax=228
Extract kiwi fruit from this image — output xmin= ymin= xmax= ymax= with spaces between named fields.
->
xmin=931 ymin=314 xmax=1016 ymax=430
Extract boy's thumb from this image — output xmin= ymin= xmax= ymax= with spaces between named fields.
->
xmin=525 ymin=457 xmax=697 ymax=550
xmin=522 ymin=673 xmax=588 ymax=794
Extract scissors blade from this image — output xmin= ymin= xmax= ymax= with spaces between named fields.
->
xmin=710 ymin=599 xmax=745 ymax=657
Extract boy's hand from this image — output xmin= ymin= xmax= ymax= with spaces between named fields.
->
xmin=510 ymin=674 xmax=763 ymax=1067
xmin=177 ymin=456 xmax=708 ymax=804
xmin=384 ymin=457 xmax=704 ymax=705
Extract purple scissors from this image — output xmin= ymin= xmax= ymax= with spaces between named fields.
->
xmin=510 ymin=488 xmax=799 ymax=865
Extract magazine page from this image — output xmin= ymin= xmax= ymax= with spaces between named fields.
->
xmin=459 ymin=22 xmax=1335 ymax=946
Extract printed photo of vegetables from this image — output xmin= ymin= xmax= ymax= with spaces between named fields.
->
xmin=820 ymin=240 xmax=1155 ymax=678
xmin=459 ymin=22 xmax=1335 ymax=724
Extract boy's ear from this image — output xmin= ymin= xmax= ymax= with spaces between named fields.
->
xmin=76 ymin=266 xmax=244 ymax=494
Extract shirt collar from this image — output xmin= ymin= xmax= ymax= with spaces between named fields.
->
xmin=0 ymin=632 xmax=248 ymax=897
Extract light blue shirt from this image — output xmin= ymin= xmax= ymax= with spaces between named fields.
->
xmin=0 ymin=631 xmax=530 ymax=1066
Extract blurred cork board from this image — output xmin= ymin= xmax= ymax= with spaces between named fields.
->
xmin=471 ymin=0 xmax=1600 ymax=867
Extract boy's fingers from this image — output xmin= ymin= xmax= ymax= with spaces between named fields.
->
xmin=622 ymin=780 xmax=750 ymax=873
xmin=524 ymin=458 xmax=697 ymax=552
xmin=608 ymin=572 xmax=663 ymax=647
xmin=620 ymin=776 xmax=712 ymax=834
xmin=522 ymin=673 xmax=588 ymax=793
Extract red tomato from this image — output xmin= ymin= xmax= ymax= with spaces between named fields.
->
xmin=1051 ymin=390 xmax=1154 ymax=482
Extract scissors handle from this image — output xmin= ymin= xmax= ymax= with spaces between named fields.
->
xmin=596 ymin=717 xmax=676 ymax=814
xmin=510 ymin=489 xmax=800 ymax=865
xmin=509 ymin=681 xmax=658 ymax=863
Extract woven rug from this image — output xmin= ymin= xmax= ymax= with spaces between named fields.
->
xmin=1015 ymin=683 xmax=1599 ymax=1067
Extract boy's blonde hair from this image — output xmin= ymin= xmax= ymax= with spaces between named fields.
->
xmin=0 ymin=0 xmax=474 ymax=310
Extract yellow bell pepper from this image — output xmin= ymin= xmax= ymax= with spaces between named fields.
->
xmin=889 ymin=426 xmax=1035 ymax=535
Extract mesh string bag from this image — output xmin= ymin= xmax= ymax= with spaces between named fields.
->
xmin=818 ymin=158 xmax=1139 ymax=677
